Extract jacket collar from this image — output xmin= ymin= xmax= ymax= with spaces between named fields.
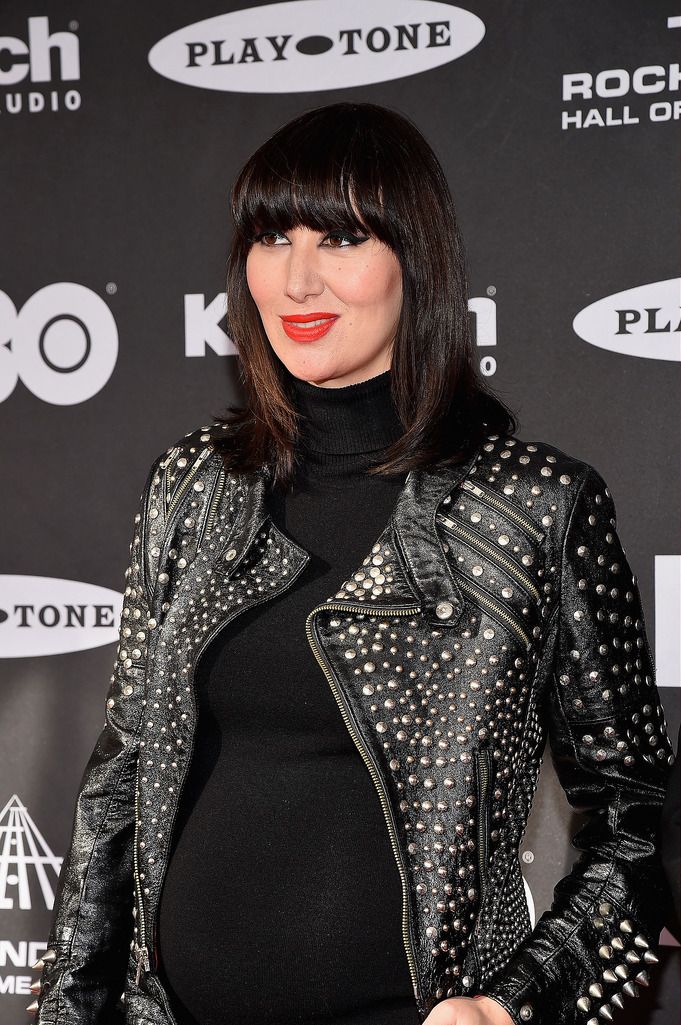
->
xmin=212 ymin=440 xmax=483 ymax=627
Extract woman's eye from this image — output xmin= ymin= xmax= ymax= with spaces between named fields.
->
xmin=253 ymin=230 xmax=286 ymax=246
xmin=324 ymin=231 xmax=367 ymax=247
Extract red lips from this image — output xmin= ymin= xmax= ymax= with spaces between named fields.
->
xmin=280 ymin=313 xmax=340 ymax=342
xmin=280 ymin=312 xmax=339 ymax=322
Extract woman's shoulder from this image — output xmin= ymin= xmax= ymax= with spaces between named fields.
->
xmin=475 ymin=431 xmax=610 ymax=495
xmin=134 ymin=422 xmax=244 ymax=579
xmin=147 ymin=421 xmax=231 ymax=481
xmin=138 ymin=421 xmax=233 ymax=521
xmin=465 ymin=431 xmax=618 ymax=542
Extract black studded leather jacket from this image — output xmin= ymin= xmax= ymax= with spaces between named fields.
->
xmin=33 ymin=427 xmax=676 ymax=1025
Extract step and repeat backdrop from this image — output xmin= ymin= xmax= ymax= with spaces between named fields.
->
xmin=1 ymin=2 xmax=679 ymax=1023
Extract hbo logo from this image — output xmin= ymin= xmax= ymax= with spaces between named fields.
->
xmin=0 ymin=283 xmax=118 ymax=404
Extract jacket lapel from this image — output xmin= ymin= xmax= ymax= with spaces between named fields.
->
xmin=390 ymin=444 xmax=482 ymax=626
xmin=205 ymin=440 xmax=484 ymax=624
xmin=156 ymin=437 xmax=485 ymax=651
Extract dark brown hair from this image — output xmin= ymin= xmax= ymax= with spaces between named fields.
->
xmin=211 ymin=101 xmax=518 ymax=489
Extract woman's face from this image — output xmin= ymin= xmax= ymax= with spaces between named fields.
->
xmin=246 ymin=224 xmax=403 ymax=388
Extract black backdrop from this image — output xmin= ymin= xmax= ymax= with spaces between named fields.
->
xmin=1 ymin=2 xmax=679 ymax=1022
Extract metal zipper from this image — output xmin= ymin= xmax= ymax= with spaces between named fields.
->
xmin=474 ymin=748 xmax=491 ymax=906
xmin=460 ymin=479 xmax=545 ymax=543
xmin=140 ymin=468 xmax=155 ymax=612
xmin=435 ymin=512 xmax=540 ymax=602
xmin=165 ymin=448 xmax=211 ymax=523
xmin=133 ymin=530 xmax=310 ymax=982
xmin=452 ymin=572 xmax=531 ymax=649
xmin=305 ymin=600 xmax=424 ymax=1007
xmin=132 ymin=752 xmax=150 ymax=984
xmin=132 ymin=448 xmax=221 ymax=974
xmin=163 ymin=448 xmax=182 ymax=513
xmin=196 ymin=467 xmax=226 ymax=550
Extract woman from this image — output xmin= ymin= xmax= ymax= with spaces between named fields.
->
xmin=32 ymin=102 xmax=675 ymax=1025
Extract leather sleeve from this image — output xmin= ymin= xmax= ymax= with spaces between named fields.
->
xmin=480 ymin=465 xmax=677 ymax=1025
xmin=34 ymin=452 xmax=165 ymax=1025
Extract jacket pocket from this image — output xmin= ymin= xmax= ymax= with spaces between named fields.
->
xmin=436 ymin=512 xmax=540 ymax=603
xmin=455 ymin=571 xmax=531 ymax=649
xmin=436 ymin=512 xmax=534 ymax=648
xmin=460 ymin=478 xmax=546 ymax=544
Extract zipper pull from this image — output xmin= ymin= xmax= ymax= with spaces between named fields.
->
xmin=134 ymin=943 xmax=151 ymax=985
xmin=461 ymin=479 xmax=483 ymax=496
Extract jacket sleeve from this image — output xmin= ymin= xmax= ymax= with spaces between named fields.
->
xmin=659 ymin=722 xmax=681 ymax=934
xmin=33 ymin=451 xmax=165 ymax=1025
xmin=480 ymin=464 xmax=677 ymax=1025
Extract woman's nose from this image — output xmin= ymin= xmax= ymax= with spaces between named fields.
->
xmin=284 ymin=247 xmax=324 ymax=302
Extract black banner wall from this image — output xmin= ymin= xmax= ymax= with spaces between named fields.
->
xmin=1 ymin=2 xmax=679 ymax=1023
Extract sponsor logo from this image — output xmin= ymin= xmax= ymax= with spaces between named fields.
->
xmin=561 ymin=16 xmax=681 ymax=129
xmin=0 ymin=796 xmax=62 ymax=911
xmin=655 ymin=555 xmax=681 ymax=689
xmin=0 ymin=283 xmax=118 ymax=404
xmin=0 ymin=576 xmax=122 ymax=658
xmin=185 ymin=292 xmax=234 ymax=357
xmin=185 ymin=291 xmax=499 ymax=371
xmin=469 ymin=296 xmax=497 ymax=375
xmin=0 ymin=940 xmax=50 ymax=995
xmin=148 ymin=1 xmax=485 ymax=93
xmin=0 ymin=16 xmax=81 ymax=115
xmin=0 ymin=798 xmax=56 ymax=995
xmin=573 ymin=278 xmax=680 ymax=361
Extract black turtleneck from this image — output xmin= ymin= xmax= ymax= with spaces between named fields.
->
xmin=156 ymin=368 xmax=420 ymax=1025
xmin=287 ymin=366 xmax=405 ymax=473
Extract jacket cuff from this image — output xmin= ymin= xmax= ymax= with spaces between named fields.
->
xmin=479 ymin=980 xmax=544 ymax=1024
xmin=478 ymin=895 xmax=660 ymax=1025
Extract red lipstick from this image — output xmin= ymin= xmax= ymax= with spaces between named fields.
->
xmin=280 ymin=312 xmax=339 ymax=343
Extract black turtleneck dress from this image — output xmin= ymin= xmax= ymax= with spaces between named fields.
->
xmin=156 ymin=369 xmax=421 ymax=1025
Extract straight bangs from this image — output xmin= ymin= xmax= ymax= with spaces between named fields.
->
xmin=230 ymin=110 xmax=399 ymax=249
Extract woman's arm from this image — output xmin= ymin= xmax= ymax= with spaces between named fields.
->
xmin=33 ymin=452 xmax=165 ymax=1025
xmin=478 ymin=465 xmax=676 ymax=1025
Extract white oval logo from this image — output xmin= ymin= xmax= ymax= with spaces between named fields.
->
xmin=148 ymin=1 xmax=485 ymax=93
xmin=573 ymin=278 xmax=681 ymax=362
xmin=0 ymin=576 xmax=123 ymax=658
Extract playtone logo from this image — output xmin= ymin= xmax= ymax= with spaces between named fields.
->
xmin=573 ymin=278 xmax=680 ymax=361
xmin=0 ymin=576 xmax=123 ymax=657
xmin=148 ymin=0 xmax=485 ymax=94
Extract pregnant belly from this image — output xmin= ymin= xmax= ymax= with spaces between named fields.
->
xmin=156 ymin=740 xmax=420 ymax=1025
